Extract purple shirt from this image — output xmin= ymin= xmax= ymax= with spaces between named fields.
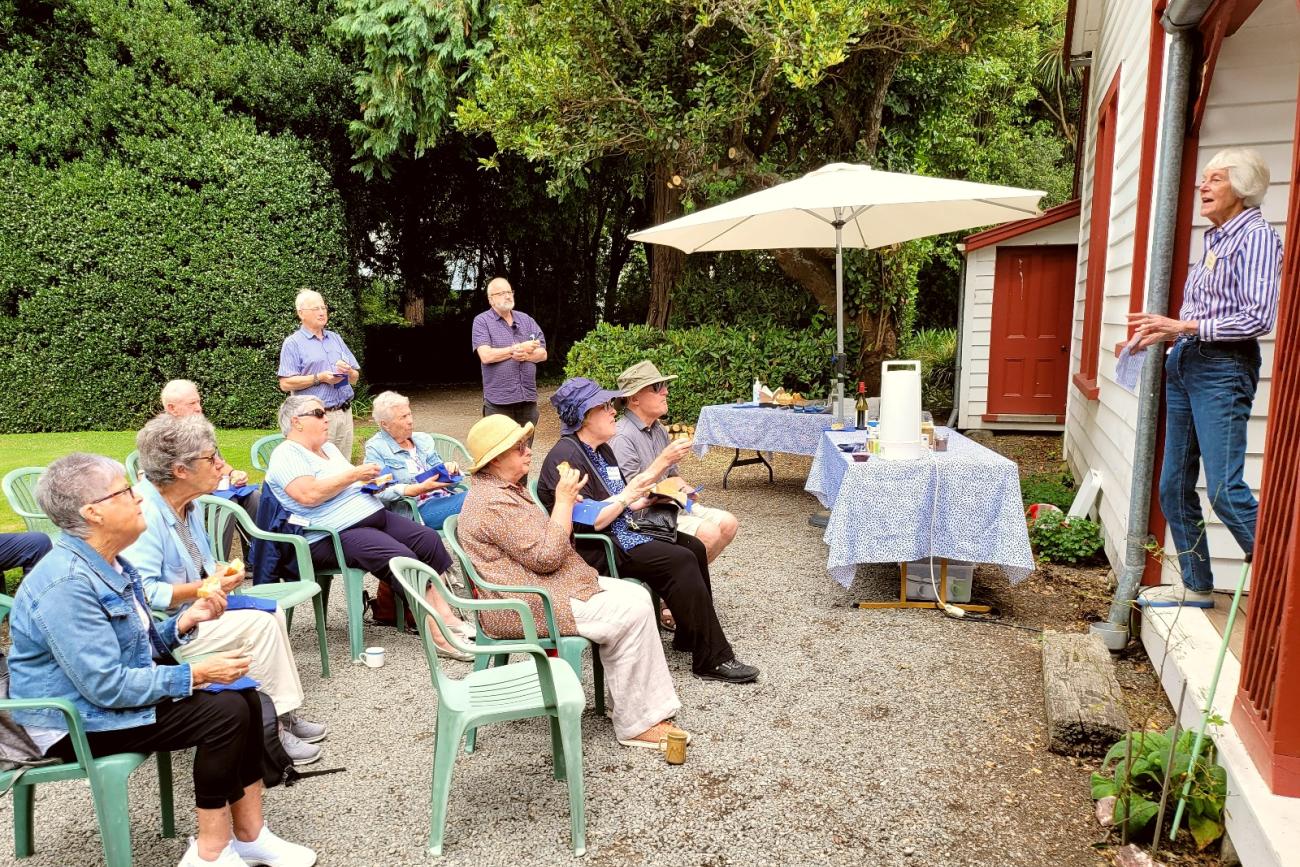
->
xmin=1179 ymin=207 xmax=1283 ymax=341
xmin=471 ymin=308 xmax=545 ymax=404
xmin=278 ymin=327 xmax=360 ymax=408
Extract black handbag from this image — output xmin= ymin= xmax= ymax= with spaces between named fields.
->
xmin=626 ymin=497 xmax=682 ymax=543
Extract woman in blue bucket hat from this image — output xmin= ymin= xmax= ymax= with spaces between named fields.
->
xmin=537 ymin=378 xmax=759 ymax=684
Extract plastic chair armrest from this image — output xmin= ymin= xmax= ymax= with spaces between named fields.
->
xmin=197 ymin=496 xmax=316 ymax=584
xmin=0 ymin=697 xmax=95 ymax=769
xmin=574 ymin=533 xmax=620 ymax=579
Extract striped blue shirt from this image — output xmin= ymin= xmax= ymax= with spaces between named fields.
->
xmin=265 ymin=440 xmax=382 ymax=542
xmin=1179 ymin=207 xmax=1283 ymax=341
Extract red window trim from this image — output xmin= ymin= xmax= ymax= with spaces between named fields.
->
xmin=1076 ymin=69 xmax=1121 ymax=401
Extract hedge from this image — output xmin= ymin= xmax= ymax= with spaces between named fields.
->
xmin=0 ymin=121 xmax=354 ymax=432
xmin=564 ymin=322 xmax=837 ymax=423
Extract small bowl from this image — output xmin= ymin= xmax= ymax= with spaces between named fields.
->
xmin=852 ymin=453 xmax=870 ymax=462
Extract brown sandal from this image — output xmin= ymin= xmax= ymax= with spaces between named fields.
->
xmin=658 ymin=607 xmax=677 ymax=632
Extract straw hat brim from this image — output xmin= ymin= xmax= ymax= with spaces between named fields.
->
xmin=469 ymin=421 xmax=534 ymax=473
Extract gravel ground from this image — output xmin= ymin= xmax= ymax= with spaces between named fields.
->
xmin=0 ymin=388 xmax=1110 ymax=867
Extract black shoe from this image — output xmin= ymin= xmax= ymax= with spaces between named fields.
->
xmin=695 ymin=659 xmax=759 ymax=684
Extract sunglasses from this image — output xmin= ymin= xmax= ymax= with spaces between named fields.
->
xmin=297 ymin=408 xmax=328 ymax=419
xmin=514 ymin=440 xmax=530 ymax=455
xmin=87 ymin=485 xmax=136 ymax=505
xmin=650 ymin=382 xmax=669 ymax=394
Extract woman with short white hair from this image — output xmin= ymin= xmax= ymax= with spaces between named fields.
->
xmin=1129 ymin=146 xmax=1284 ymax=607
xmin=364 ymin=391 xmax=467 ymax=530
xmin=265 ymin=394 xmax=474 ymax=660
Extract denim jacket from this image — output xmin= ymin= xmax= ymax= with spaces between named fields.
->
xmin=121 ymin=479 xmax=216 ymax=611
xmin=7 ymin=535 xmax=194 ymax=733
xmin=363 ymin=429 xmax=451 ymax=504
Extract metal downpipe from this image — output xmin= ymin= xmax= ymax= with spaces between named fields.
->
xmin=947 ymin=244 xmax=968 ymax=429
xmin=1105 ymin=15 xmax=1203 ymax=627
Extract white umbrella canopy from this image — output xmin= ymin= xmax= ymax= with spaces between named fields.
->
xmin=628 ymin=162 xmax=1045 ymax=416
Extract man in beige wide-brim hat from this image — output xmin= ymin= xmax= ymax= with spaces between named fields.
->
xmin=456 ymin=414 xmax=693 ymax=749
xmin=610 ymin=361 xmax=739 ymax=566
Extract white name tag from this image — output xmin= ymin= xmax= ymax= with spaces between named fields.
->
xmin=605 ymin=466 xmax=621 ymax=482
xmin=286 ymin=513 xmax=311 ymax=527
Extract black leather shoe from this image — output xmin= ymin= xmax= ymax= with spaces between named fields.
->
xmin=695 ymin=658 xmax=760 ymax=683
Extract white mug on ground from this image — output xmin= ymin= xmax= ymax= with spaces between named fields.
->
xmin=362 ymin=646 xmax=385 ymax=668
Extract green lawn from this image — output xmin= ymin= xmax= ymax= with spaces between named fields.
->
xmin=0 ymin=424 xmax=377 ymax=534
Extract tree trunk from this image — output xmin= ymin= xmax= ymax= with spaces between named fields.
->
xmin=771 ymin=248 xmax=895 ymax=395
xmin=399 ymin=162 xmax=427 ymax=326
xmin=645 ymin=160 xmax=684 ymax=328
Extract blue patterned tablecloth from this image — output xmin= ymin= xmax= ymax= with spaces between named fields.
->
xmin=692 ymin=404 xmax=838 ymax=457
xmin=804 ymin=428 xmax=1034 ymax=588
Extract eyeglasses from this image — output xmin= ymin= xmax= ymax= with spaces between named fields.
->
xmin=193 ymin=451 xmax=222 ymax=466
xmin=87 ymin=486 xmax=136 ymax=506
xmin=597 ymin=401 xmax=616 ymax=414
xmin=514 ymin=440 xmax=530 ymax=455
xmin=300 ymin=305 xmax=328 ymax=312
xmin=297 ymin=408 xmax=327 ymax=419
xmin=489 ymin=291 xmax=514 ymax=299
xmin=651 ymin=382 xmax=669 ymax=394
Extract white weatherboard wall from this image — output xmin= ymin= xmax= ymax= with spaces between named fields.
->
xmin=957 ymin=217 xmax=1079 ymax=431
xmin=1063 ymin=0 xmax=1298 ymax=589
xmin=1061 ymin=0 xmax=1153 ymax=566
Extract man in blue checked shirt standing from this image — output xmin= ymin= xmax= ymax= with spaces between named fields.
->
xmin=278 ymin=289 xmax=361 ymax=460
xmin=1130 ymin=147 xmax=1284 ymax=608
xmin=472 ymin=277 xmax=547 ymax=430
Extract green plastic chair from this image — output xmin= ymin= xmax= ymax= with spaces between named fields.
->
xmin=0 ymin=593 xmax=176 ymax=867
xmin=2 ymin=468 xmax=58 ymax=537
xmin=124 ymin=450 xmax=142 ymax=481
xmin=389 ymin=557 xmax=586 ymax=858
xmin=198 ymin=495 xmax=331 ymax=678
xmin=304 ymin=522 xmax=404 ymax=664
xmin=429 ymin=434 xmax=472 ymax=473
xmin=526 ymin=478 xmax=623 ymax=580
xmin=249 ymin=434 xmax=285 ymax=472
xmin=442 ymin=515 xmax=605 ymax=723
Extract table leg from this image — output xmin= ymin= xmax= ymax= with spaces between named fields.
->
xmin=853 ymin=560 xmax=992 ymax=613
xmin=722 ymin=449 xmax=775 ymax=489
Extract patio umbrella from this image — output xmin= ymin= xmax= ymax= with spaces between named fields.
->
xmin=628 ymin=162 xmax=1045 ymax=417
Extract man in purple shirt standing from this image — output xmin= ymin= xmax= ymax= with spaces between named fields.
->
xmin=278 ymin=289 xmax=361 ymax=459
xmin=471 ymin=277 xmax=547 ymax=428
xmin=1129 ymin=147 xmax=1283 ymax=607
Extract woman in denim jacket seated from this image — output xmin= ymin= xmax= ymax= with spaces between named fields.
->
xmin=6 ymin=453 xmax=316 ymax=867
xmin=363 ymin=391 xmax=467 ymax=530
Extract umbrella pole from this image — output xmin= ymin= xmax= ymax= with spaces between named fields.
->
xmin=834 ymin=218 xmax=846 ymax=421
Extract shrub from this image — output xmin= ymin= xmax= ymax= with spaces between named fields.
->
xmin=0 ymin=122 xmax=353 ymax=432
xmin=1091 ymin=727 xmax=1227 ymax=849
xmin=1021 ymin=468 xmax=1077 ymax=510
xmin=1028 ymin=515 xmax=1104 ymax=565
xmin=565 ymin=322 xmax=835 ymax=423
xmin=897 ymin=327 xmax=957 ymax=417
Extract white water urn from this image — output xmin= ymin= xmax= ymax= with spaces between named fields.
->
xmin=877 ymin=360 xmax=926 ymax=460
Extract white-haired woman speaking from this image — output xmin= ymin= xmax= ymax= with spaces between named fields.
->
xmin=1129 ymin=147 xmax=1284 ymax=607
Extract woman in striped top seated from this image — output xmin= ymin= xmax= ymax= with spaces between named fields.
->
xmin=264 ymin=394 xmax=474 ymax=660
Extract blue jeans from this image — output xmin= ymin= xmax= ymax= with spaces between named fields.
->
xmin=1159 ymin=338 xmax=1261 ymax=592
xmin=417 ymin=490 xmax=468 ymax=530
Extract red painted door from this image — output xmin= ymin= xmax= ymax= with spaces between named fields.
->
xmin=986 ymin=245 xmax=1077 ymax=416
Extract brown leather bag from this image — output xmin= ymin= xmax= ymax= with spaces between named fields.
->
xmin=367 ymin=580 xmax=416 ymax=630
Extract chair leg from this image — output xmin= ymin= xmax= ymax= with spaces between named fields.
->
xmin=345 ymin=571 xmax=366 ymax=662
xmin=557 ymin=642 xmax=598 ymax=714
xmin=559 ymin=713 xmax=587 ymax=857
xmin=157 ymin=751 xmax=176 ymax=838
xmin=549 ymin=715 xmax=566 ymax=782
xmin=591 ymin=648 xmax=606 ymax=717
xmin=428 ymin=716 xmax=464 ymax=858
xmin=13 ymin=782 xmax=34 ymax=857
xmin=284 ymin=608 xmax=295 ymax=630
xmin=311 ymin=592 xmax=330 ymax=679
xmin=90 ymin=767 xmax=137 ymax=867
xmin=394 ymin=594 xmax=406 ymax=634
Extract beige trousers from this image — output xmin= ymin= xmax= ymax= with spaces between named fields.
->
xmin=174 ymin=608 xmax=305 ymax=716
xmin=570 ymin=577 xmax=681 ymax=741
xmin=326 ymin=407 xmax=354 ymax=461
xmin=676 ymin=503 xmax=727 ymax=537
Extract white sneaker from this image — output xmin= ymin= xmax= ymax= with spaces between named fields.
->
xmin=230 ymin=825 xmax=317 ymax=867
xmin=178 ymin=838 xmax=250 ymax=866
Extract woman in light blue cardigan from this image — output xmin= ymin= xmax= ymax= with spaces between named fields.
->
xmin=364 ymin=391 xmax=468 ymax=530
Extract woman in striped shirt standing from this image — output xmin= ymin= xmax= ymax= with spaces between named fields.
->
xmin=1130 ymin=147 xmax=1284 ymax=607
